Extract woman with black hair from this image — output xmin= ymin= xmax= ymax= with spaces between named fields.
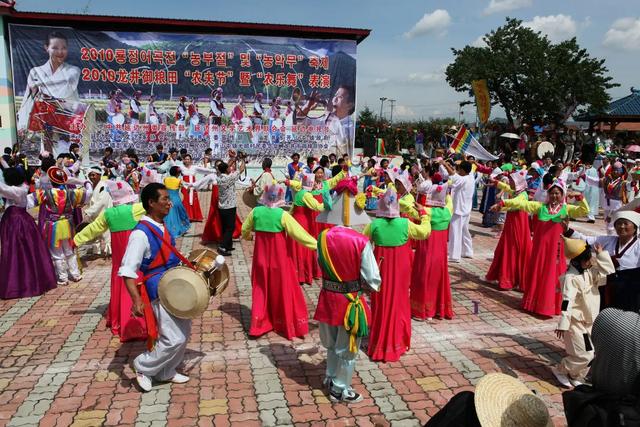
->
xmin=0 ymin=167 xmax=57 ymax=299
xmin=162 ymin=166 xmax=190 ymax=238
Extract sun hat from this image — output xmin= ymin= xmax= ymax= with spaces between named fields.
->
xmin=394 ymin=169 xmax=413 ymax=193
xmin=562 ymin=236 xmax=588 ymax=259
xmin=375 ymin=188 xmax=400 ymax=218
xmin=300 ymin=173 xmax=315 ymax=190
xmin=548 ymin=178 xmax=566 ymax=195
xmin=612 ymin=210 xmax=640 ymax=231
xmin=47 ymin=166 xmax=68 ymax=185
xmin=509 ymin=170 xmax=528 ymax=193
xmin=258 ymin=183 xmax=286 ymax=208
xmin=105 ymin=180 xmax=138 ymax=206
xmin=474 ymin=373 xmax=552 ymax=427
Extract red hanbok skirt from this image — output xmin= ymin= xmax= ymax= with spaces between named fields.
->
xmin=109 ymin=231 xmax=147 ymax=342
xmin=249 ymin=231 xmax=309 ymax=339
xmin=486 ymin=210 xmax=532 ymax=291
xmin=201 ymin=185 xmax=242 ymax=243
xmin=288 ymin=205 xmax=321 ymax=284
xmin=410 ymin=229 xmax=452 ymax=319
xmin=181 ymin=187 xmax=204 ymax=221
xmin=368 ymin=242 xmax=414 ymax=362
xmin=521 ymin=220 xmax=565 ymax=317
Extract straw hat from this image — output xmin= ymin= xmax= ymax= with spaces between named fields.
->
xmin=475 ymin=373 xmax=552 ymax=427
xmin=561 ymin=236 xmax=588 ymax=259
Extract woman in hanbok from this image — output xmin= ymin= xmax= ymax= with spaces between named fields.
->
xmin=241 ymin=183 xmax=317 ymax=339
xmin=163 ymin=166 xmax=190 ymax=238
xmin=74 ymin=180 xmax=147 ymax=341
xmin=485 ymin=169 xmax=533 ymax=291
xmin=491 ymin=179 xmax=589 ymax=316
xmin=410 ymin=175 xmax=453 ymax=320
xmin=0 ymin=167 xmax=57 ymax=299
xmin=364 ymin=188 xmax=431 ymax=362
xmin=179 ymin=154 xmax=215 ymax=222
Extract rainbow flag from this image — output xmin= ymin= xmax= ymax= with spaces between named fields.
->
xmin=449 ymin=125 xmax=497 ymax=161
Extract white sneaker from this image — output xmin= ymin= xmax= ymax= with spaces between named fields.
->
xmin=551 ymin=367 xmax=572 ymax=388
xmin=135 ymin=371 xmax=153 ymax=392
xmin=170 ymin=373 xmax=190 ymax=384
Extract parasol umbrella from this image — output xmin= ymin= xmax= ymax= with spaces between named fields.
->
xmin=625 ymin=145 xmax=640 ymax=153
xmin=537 ymin=141 xmax=554 ymax=159
xmin=500 ymin=132 xmax=520 ymax=139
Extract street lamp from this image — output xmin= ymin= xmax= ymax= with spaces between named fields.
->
xmin=379 ymin=97 xmax=387 ymax=120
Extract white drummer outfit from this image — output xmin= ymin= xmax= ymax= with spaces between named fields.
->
xmin=118 ymin=216 xmax=191 ymax=387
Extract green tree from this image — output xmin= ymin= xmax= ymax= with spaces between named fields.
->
xmin=445 ymin=18 xmax=618 ymax=127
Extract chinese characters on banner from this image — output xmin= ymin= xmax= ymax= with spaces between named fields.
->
xmin=9 ymin=24 xmax=357 ymax=161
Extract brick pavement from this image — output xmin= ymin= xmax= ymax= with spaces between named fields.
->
xmin=0 ymin=191 xmax=608 ymax=427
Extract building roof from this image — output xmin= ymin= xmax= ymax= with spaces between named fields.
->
xmin=607 ymin=88 xmax=640 ymax=116
xmin=1 ymin=8 xmax=370 ymax=43
xmin=577 ymin=87 xmax=640 ymax=123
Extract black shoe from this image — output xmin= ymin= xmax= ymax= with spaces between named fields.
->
xmin=218 ymin=248 xmax=232 ymax=256
xmin=329 ymin=389 xmax=363 ymax=404
xmin=228 ymin=247 xmax=236 ymax=251
xmin=587 ymin=219 xmax=595 ymax=224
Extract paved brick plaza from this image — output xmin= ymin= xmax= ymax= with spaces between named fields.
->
xmin=0 ymin=191 xmax=605 ymax=427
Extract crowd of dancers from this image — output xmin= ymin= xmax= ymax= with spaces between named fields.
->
xmin=0 ymin=142 xmax=639 ymax=411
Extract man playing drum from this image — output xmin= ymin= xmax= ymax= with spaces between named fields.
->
xmin=118 ymin=183 xmax=191 ymax=392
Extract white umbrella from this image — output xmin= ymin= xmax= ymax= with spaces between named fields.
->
xmin=500 ymin=132 xmax=520 ymax=139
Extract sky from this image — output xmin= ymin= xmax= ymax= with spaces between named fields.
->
xmin=14 ymin=0 xmax=640 ymax=122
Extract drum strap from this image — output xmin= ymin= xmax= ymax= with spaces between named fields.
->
xmin=140 ymin=221 xmax=196 ymax=270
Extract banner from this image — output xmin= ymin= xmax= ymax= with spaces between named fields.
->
xmin=471 ymin=79 xmax=490 ymax=124
xmin=450 ymin=125 xmax=497 ymax=161
xmin=8 ymin=24 xmax=358 ymax=161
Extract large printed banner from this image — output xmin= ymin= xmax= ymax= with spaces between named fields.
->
xmin=9 ymin=24 xmax=357 ymax=161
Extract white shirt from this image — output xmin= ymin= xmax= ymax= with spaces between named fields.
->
xmin=570 ymin=231 xmax=640 ymax=271
xmin=84 ymin=180 xmax=113 ymax=222
xmin=450 ymin=173 xmax=475 ymax=216
xmin=130 ymin=99 xmax=141 ymax=114
xmin=0 ymin=182 xmax=29 ymax=208
xmin=118 ymin=215 xmax=165 ymax=279
xmin=26 ymin=61 xmax=80 ymax=101
xmin=210 ymin=100 xmax=224 ymax=117
xmin=253 ymin=101 xmax=263 ymax=116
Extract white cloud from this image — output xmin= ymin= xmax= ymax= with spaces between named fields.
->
xmin=404 ymin=9 xmax=451 ymax=39
xmin=472 ymin=35 xmax=487 ymax=47
xmin=483 ymin=0 xmax=532 ymax=15
xmin=371 ymin=78 xmax=390 ymax=87
xmin=407 ymin=72 xmax=443 ymax=84
xmin=523 ymin=14 xmax=577 ymax=42
xmin=393 ymin=105 xmax=417 ymax=119
xmin=603 ymin=17 xmax=640 ymax=51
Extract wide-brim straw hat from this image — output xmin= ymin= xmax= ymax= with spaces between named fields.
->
xmin=475 ymin=373 xmax=552 ymax=427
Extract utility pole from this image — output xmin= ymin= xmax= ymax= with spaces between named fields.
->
xmin=379 ymin=97 xmax=387 ymax=120
xmin=389 ymin=99 xmax=396 ymax=123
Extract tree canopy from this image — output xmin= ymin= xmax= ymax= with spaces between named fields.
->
xmin=445 ymin=18 xmax=618 ymax=127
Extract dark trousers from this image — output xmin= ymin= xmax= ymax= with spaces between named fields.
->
xmin=219 ymin=207 xmax=236 ymax=251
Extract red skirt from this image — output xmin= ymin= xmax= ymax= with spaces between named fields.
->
xmin=181 ymin=187 xmax=204 ymax=222
xmin=201 ymin=186 xmax=242 ymax=243
xmin=410 ymin=229 xmax=452 ymax=319
xmin=368 ymin=243 xmax=413 ymax=362
xmin=486 ymin=210 xmax=532 ymax=291
xmin=521 ymin=220 xmax=565 ymax=317
xmin=249 ymin=231 xmax=309 ymax=339
xmin=288 ymin=205 xmax=321 ymax=284
xmin=109 ymin=231 xmax=147 ymax=342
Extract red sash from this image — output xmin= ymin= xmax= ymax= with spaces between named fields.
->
xmin=138 ymin=221 xmax=195 ymax=350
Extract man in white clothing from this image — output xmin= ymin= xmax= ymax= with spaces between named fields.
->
xmin=441 ymin=159 xmax=475 ymax=262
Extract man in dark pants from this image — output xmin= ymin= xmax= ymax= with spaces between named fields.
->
xmin=216 ymin=153 xmax=246 ymax=255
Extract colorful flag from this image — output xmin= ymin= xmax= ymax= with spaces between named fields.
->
xmin=450 ymin=126 xmax=497 ymax=161
xmin=472 ymin=79 xmax=491 ymax=124
xmin=376 ymin=138 xmax=386 ymax=155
